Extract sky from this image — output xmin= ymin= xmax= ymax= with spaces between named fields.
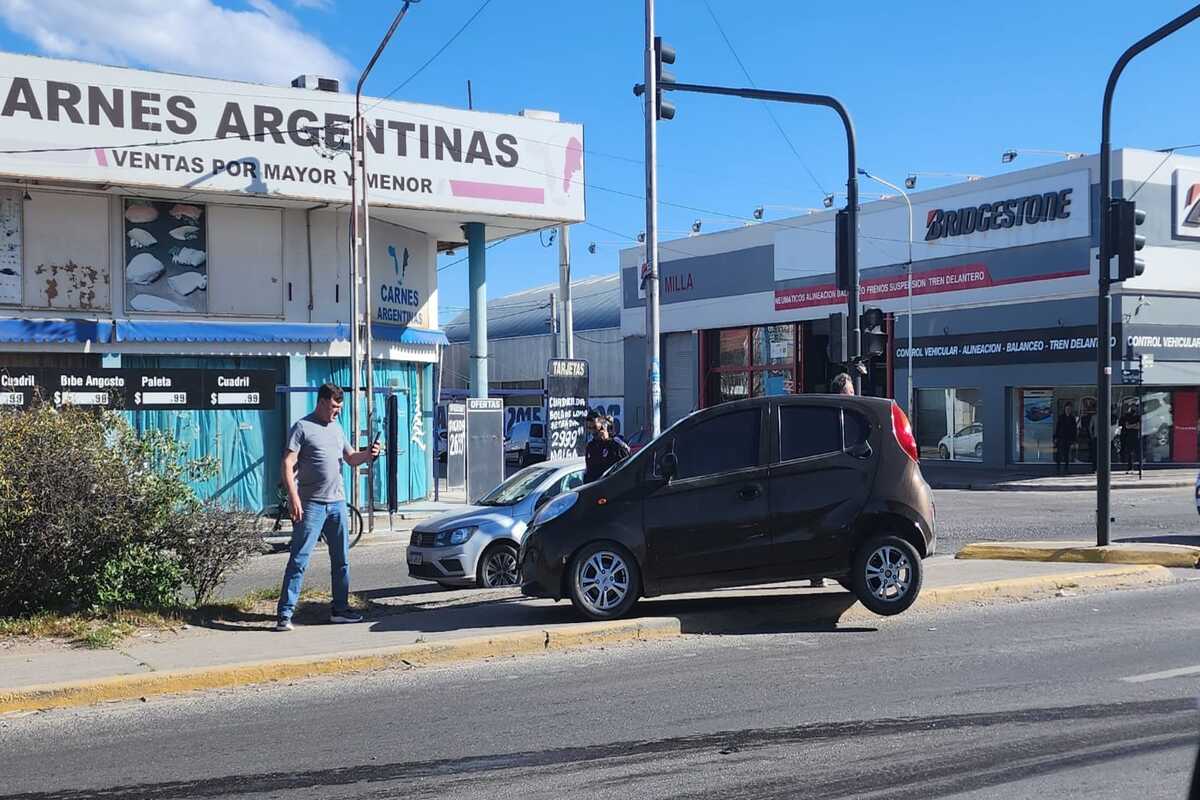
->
xmin=1 ymin=0 xmax=1199 ymax=327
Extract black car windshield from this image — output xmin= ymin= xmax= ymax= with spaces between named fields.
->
xmin=477 ymin=466 xmax=555 ymax=506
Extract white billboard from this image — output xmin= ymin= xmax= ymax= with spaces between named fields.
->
xmin=0 ymin=53 xmax=585 ymax=222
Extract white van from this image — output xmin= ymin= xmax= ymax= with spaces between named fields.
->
xmin=504 ymin=420 xmax=547 ymax=466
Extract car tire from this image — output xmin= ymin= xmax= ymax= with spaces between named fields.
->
xmin=851 ymin=534 xmax=922 ymax=616
xmin=974 ymin=442 xmax=984 ymax=459
xmin=518 ymin=447 xmax=529 ymax=468
xmin=567 ymin=541 xmax=640 ymax=621
xmin=477 ymin=542 xmax=521 ymax=588
xmin=938 ymin=444 xmax=950 ymax=460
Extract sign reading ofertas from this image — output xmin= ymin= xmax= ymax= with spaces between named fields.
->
xmin=0 ymin=53 xmax=585 ymax=221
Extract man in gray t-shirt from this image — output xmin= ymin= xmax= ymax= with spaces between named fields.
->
xmin=275 ymin=383 xmax=381 ymax=630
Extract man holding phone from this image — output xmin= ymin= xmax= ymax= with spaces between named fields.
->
xmin=276 ymin=383 xmax=383 ymax=631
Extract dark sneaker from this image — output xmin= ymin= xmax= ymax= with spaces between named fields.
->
xmin=274 ymin=617 xmax=293 ymax=632
xmin=330 ymin=610 xmax=364 ymax=624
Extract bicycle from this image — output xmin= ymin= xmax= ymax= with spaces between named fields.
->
xmin=253 ymin=483 xmax=365 ymax=552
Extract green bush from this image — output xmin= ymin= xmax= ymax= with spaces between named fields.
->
xmin=166 ymin=503 xmax=260 ymax=607
xmin=0 ymin=404 xmax=226 ymax=616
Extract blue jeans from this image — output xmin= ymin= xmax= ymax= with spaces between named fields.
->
xmin=277 ymin=499 xmax=350 ymax=620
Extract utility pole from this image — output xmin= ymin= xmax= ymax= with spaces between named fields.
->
xmin=549 ymin=292 xmax=559 ymax=359
xmin=1096 ymin=3 xmax=1200 ymax=546
xmin=351 ymin=1 xmax=415 ymax=528
xmin=559 ymin=224 xmax=574 ymax=359
xmin=643 ymin=0 xmax=663 ymax=437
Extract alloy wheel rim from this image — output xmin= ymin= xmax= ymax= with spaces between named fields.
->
xmin=483 ymin=551 xmax=520 ymax=586
xmin=864 ymin=545 xmax=912 ymax=602
xmin=577 ymin=551 xmax=630 ymax=613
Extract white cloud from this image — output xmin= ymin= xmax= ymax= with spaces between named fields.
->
xmin=290 ymin=0 xmax=333 ymax=9
xmin=0 ymin=0 xmax=353 ymax=86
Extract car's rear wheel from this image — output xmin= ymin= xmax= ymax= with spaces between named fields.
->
xmin=567 ymin=542 xmax=640 ymax=621
xmin=974 ymin=442 xmax=984 ymax=459
xmin=938 ymin=444 xmax=950 ymax=460
xmin=477 ymin=542 xmax=521 ymax=587
xmin=851 ymin=535 xmax=922 ymax=616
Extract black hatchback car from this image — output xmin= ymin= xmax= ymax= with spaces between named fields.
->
xmin=520 ymin=395 xmax=936 ymax=621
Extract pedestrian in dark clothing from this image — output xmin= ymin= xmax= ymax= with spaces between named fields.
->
xmin=584 ymin=415 xmax=629 ymax=483
xmin=1054 ymin=402 xmax=1077 ymax=476
xmin=1119 ymin=401 xmax=1141 ymax=473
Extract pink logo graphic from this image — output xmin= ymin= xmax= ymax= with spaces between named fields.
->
xmin=562 ymin=136 xmax=582 ymax=193
xmin=1185 ymin=183 xmax=1200 ymax=227
xmin=94 ymin=148 xmax=108 ymax=167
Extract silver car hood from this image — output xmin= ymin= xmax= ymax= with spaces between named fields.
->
xmin=414 ymin=505 xmax=517 ymax=532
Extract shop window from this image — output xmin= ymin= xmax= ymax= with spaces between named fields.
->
xmin=704 ymin=324 xmax=797 ymax=407
xmin=670 ymin=408 xmax=761 ymax=479
xmin=916 ymin=388 xmax=984 ymax=462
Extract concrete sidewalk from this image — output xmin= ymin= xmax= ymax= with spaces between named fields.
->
xmin=0 ymin=557 xmax=1178 ymax=713
xmin=958 ymin=539 xmax=1200 ymax=568
xmin=922 ymin=462 xmax=1195 ymax=491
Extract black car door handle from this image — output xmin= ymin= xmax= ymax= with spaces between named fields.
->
xmin=738 ymin=484 xmax=762 ymax=501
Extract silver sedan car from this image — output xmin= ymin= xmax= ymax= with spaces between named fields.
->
xmin=407 ymin=459 xmax=586 ymax=588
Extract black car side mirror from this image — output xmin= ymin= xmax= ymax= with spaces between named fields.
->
xmin=659 ymin=452 xmax=678 ymax=481
xmin=848 ymin=441 xmax=873 ymax=460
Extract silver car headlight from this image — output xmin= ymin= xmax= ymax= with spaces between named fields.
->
xmin=534 ymin=492 xmax=578 ymax=527
xmin=434 ymin=526 xmax=476 ymax=547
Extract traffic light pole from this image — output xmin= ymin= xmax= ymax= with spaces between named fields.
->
xmin=661 ymin=81 xmax=860 ymax=383
xmin=643 ymin=0 xmax=663 ymax=437
xmin=1096 ymin=4 xmax=1200 ymax=547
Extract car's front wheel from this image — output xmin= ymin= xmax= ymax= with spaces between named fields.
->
xmin=477 ymin=542 xmax=521 ymax=587
xmin=567 ymin=542 xmax=640 ymax=621
xmin=938 ymin=444 xmax=950 ymax=460
xmin=851 ymin=535 xmax=922 ymax=616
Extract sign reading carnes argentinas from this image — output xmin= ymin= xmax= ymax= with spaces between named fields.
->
xmin=0 ymin=53 xmax=585 ymax=220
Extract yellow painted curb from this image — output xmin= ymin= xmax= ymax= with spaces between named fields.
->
xmin=957 ymin=542 xmax=1200 ymax=568
xmin=0 ymin=617 xmax=682 ymax=715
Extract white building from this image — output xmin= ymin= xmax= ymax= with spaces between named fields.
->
xmin=0 ymin=51 xmax=583 ymax=507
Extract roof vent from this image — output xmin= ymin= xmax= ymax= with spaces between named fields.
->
xmin=292 ymin=75 xmax=340 ymax=93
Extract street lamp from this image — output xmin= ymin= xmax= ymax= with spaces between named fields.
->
xmin=904 ymin=171 xmax=983 ymax=189
xmin=857 ymin=168 xmax=914 ymax=415
xmin=1002 ymin=148 xmax=1086 ymax=164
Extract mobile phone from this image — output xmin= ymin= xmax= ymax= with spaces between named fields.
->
xmin=372 ymin=432 xmax=381 ymax=446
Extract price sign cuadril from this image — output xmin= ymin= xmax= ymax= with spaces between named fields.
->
xmin=545 ymin=359 xmax=589 ymax=460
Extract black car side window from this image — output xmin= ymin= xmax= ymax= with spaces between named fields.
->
xmin=672 ymin=409 xmax=761 ymax=480
xmin=780 ymin=405 xmax=843 ymax=461
xmin=843 ymin=410 xmax=871 ymax=451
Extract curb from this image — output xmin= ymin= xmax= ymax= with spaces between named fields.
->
xmin=957 ymin=542 xmax=1200 ymax=568
xmin=927 ymin=480 xmax=1190 ymax=492
xmin=0 ymin=565 xmax=1172 ymax=715
xmin=0 ymin=617 xmax=682 ymax=716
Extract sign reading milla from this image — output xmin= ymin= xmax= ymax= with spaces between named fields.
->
xmin=0 ymin=53 xmax=585 ymax=220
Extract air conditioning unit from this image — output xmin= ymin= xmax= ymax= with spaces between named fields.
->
xmin=291 ymin=75 xmax=340 ymax=93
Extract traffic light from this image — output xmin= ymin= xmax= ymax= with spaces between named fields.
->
xmin=827 ymin=312 xmax=847 ymax=363
xmin=1110 ymin=199 xmax=1147 ymax=281
xmin=835 ymin=209 xmax=850 ymax=291
xmin=633 ymin=37 xmax=676 ymax=120
xmin=654 ymin=37 xmax=676 ymax=120
xmin=861 ymin=307 xmax=886 ymax=357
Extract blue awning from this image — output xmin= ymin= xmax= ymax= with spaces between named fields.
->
xmin=372 ymin=324 xmax=449 ymax=346
xmin=0 ymin=318 xmax=112 ymax=343
xmin=114 ymin=320 xmax=349 ymax=343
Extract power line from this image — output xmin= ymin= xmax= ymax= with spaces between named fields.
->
xmin=365 ymin=0 xmax=495 ymax=113
xmin=700 ymin=0 xmax=828 ymax=197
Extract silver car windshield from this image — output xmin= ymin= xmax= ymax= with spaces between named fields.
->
xmin=478 ymin=466 xmax=555 ymax=506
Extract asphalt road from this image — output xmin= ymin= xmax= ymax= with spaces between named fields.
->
xmin=3 ymin=578 xmax=1199 ymax=799
xmin=217 ymin=485 xmax=1200 ymax=601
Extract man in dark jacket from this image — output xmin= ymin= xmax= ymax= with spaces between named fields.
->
xmin=584 ymin=415 xmax=630 ymax=483
xmin=1119 ymin=400 xmax=1141 ymax=474
xmin=1054 ymin=402 xmax=1077 ymax=476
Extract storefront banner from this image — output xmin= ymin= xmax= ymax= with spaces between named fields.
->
xmin=124 ymin=198 xmax=208 ymax=314
xmin=1123 ymin=324 xmax=1200 ymax=362
xmin=774 ymin=169 xmax=1091 ymax=284
xmin=775 ymin=262 xmax=1088 ymax=311
xmin=0 ymin=189 xmax=21 ymax=305
xmin=895 ymin=326 xmax=1119 ymax=367
xmin=369 ymin=221 xmax=433 ymax=329
xmin=0 ymin=366 xmax=276 ymax=409
xmin=0 ymin=53 xmax=585 ymax=222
